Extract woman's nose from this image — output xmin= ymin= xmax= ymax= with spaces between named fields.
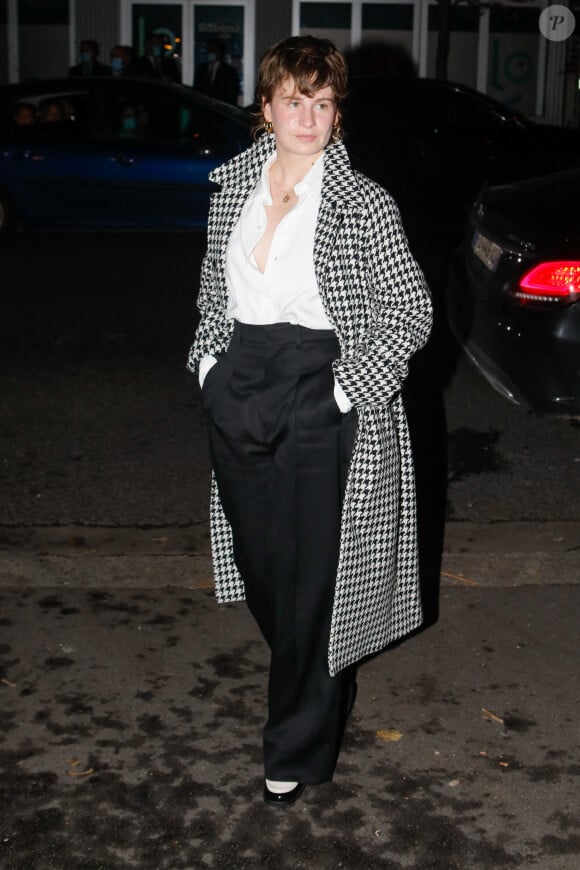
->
xmin=302 ymin=105 xmax=315 ymax=126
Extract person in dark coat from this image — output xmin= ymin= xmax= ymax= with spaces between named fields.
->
xmin=193 ymin=39 xmax=240 ymax=105
xmin=188 ymin=36 xmax=432 ymax=807
xmin=131 ymin=33 xmax=181 ymax=84
xmin=69 ymin=39 xmax=111 ymax=78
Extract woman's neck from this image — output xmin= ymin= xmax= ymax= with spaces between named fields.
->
xmin=270 ymin=150 xmax=323 ymax=193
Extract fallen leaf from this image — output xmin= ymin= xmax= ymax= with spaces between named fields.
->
xmin=441 ymin=571 xmax=478 ymax=587
xmin=448 ymin=779 xmax=461 ymax=787
xmin=482 ymin=707 xmax=504 ymax=725
xmin=1 ymin=678 xmax=17 ymax=688
xmin=499 ymin=761 xmax=509 ymax=768
xmin=376 ymin=728 xmax=403 ymax=742
xmin=190 ymin=581 xmax=214 ymax=590
xmin=66 ymin=767 xmax=94 ymax=778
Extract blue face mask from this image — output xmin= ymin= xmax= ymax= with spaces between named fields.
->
xmin=152 ymin=44 xmax=163 ymax=58
xmin=122 ymin=116 xmax=137 ymax=131
xmin=207 ymin=52 xmax=217 ymax=63
xmin=81 ymin=51 xmax=93 ymax=64
xmin=111 ymin=57 xmax=124 ymax=72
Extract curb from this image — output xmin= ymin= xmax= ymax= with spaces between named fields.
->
xmin=441 ymin=521 xmax=580 ymax=587
xmin=0 ymin=522 xmax=579 ymax=589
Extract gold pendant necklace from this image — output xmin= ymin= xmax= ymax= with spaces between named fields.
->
xmin=282 ymin=193 xmax=290 ymax=203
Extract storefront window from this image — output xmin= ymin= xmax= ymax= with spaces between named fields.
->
xmin=18 ymin=0 xmax=70 ymax=80
xmin=132 ymin=3 xmax=183 ymax=64
xmin=299 ymin=2 xmax=352 ymax=51
xmin=360 ymin=3 xmax=415 ymax=75
xmin=487 ymin=5 xmax=540 ymax=115
xmin=427 ymin=3 xmax=479 ymax=88
xmin=193 ymin=4 xmax=245 ymax=96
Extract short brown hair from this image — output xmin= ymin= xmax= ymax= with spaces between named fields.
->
xmin=255 ymin=36 xmax=348 ymax=133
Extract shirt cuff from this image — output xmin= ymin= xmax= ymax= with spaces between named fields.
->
xmin=333 ymin=378 xmax=353 ymax=413
xmin=199 ymin=354 xmax=218 ymax=388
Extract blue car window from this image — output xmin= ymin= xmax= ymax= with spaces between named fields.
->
xmin=9 ymin=90 xmax=91 ymax=138
xmin=179 ymin=107 xmax=190 ymax=134
xmin=105 ymin=83 xmax=230 ymax=153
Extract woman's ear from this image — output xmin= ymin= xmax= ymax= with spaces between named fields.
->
xmin=262 ymin=98 xmax=271 ymax=123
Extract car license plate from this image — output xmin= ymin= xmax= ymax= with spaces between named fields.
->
xmin=472 ymin=231 xmax=502 ymax=272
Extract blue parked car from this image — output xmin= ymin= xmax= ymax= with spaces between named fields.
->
xmin=0 ymin=77 xmax=251 ymax=232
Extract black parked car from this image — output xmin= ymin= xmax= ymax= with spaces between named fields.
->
xmin=0 ymin=77 xmax=251 ymax=233
xmin=447 ymin=167 xmax=580 ymax=416
xmin=343 ymin=77 xmax=580 ymax=229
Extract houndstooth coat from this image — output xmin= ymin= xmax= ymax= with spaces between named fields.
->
xmin=187 ymin=134 xmax=433 ymax=676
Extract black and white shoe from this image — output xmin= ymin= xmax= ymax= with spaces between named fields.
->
xmin=263 ymin=780 xmax=306 ymax=806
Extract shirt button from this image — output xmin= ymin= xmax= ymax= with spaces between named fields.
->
xmin=257 ymin=225 xmax=262 ymax=230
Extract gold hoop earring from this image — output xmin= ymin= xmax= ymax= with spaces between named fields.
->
xmin=331 ymin=124 xmax=342 ymax=144
xmin=264 ymin=120 xmax=273 ymax=135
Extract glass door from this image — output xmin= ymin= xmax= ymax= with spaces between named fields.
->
xmin=191 ymin=1 xmax=254 ymax=106
xmin=130 ymin=2 xmax=184 ymax=82
xmin=121 ymin=1 xmax=255 ymax=105
xmin=297 ymin=2 xmax=353 ymax=51
xmin=294 ymin=1 xmax=419 ymax=73
xmin=486 ymin=3 xmax=543 ymax=115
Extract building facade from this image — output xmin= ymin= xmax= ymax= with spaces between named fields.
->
xmin=1 ymin=0 xmax=579 ymax=124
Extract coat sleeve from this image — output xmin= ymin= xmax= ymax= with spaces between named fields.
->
xmin=332 ymin=184 xmax=433 ymax=408
xmin=186 ymin=195 xmax=232 ymax=374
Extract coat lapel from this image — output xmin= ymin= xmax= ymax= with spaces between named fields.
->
xmin=208 ymin=134 xmax=276 ymax=271
xmin=314 ymin=143 xmax=364 ymax=286
xmin=208 ymin=136 xmax=364 ymax=318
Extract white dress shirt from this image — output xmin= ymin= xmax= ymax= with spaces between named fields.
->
xmin=199 ymin=151 xmax=352 ymax=412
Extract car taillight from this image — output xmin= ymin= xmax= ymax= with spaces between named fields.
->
xmin=511 ymin=261 xmax=580 ymax=306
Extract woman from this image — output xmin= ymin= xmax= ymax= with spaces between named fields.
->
xmin=187 ymin=35 xmax=432 ymax=805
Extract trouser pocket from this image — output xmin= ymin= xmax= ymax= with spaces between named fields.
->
xmin=201 ymin=355 xmax=231 ymax=413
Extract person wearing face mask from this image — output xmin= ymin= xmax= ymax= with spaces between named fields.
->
xmin=69 ymin=39 xmax=111 ymax=78
xmin=118 ymin=104 xmax=146 ymax=136
xmin=110 ymin=45 xmax=133 ymax=78
xmin=131 ymin=33 xmax=181 ymax=84
xmin=193 ymin=39 xmax=240 ymax=106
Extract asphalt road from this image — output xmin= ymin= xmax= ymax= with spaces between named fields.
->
xmin=1 ymin=230 xmax=579 ymax=870
xmin=1 ymin=230 xmax=579 ymax=531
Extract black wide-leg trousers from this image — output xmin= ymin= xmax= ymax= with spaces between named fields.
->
xmin=202 ymin=321 xmax=357 ymax=783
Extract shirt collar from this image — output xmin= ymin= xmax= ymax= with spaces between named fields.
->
xmin=256 ymin=150 xmax=325 ymax=205
xmin=296 ymin=151 xmax=325 ymax=198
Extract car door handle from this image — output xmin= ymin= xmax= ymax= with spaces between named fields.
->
xmin=111 ymin=154 xmax=138 ymax=166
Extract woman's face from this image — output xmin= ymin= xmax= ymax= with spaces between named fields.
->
xmin=263 ymin=77 xmax=338 ymax=160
